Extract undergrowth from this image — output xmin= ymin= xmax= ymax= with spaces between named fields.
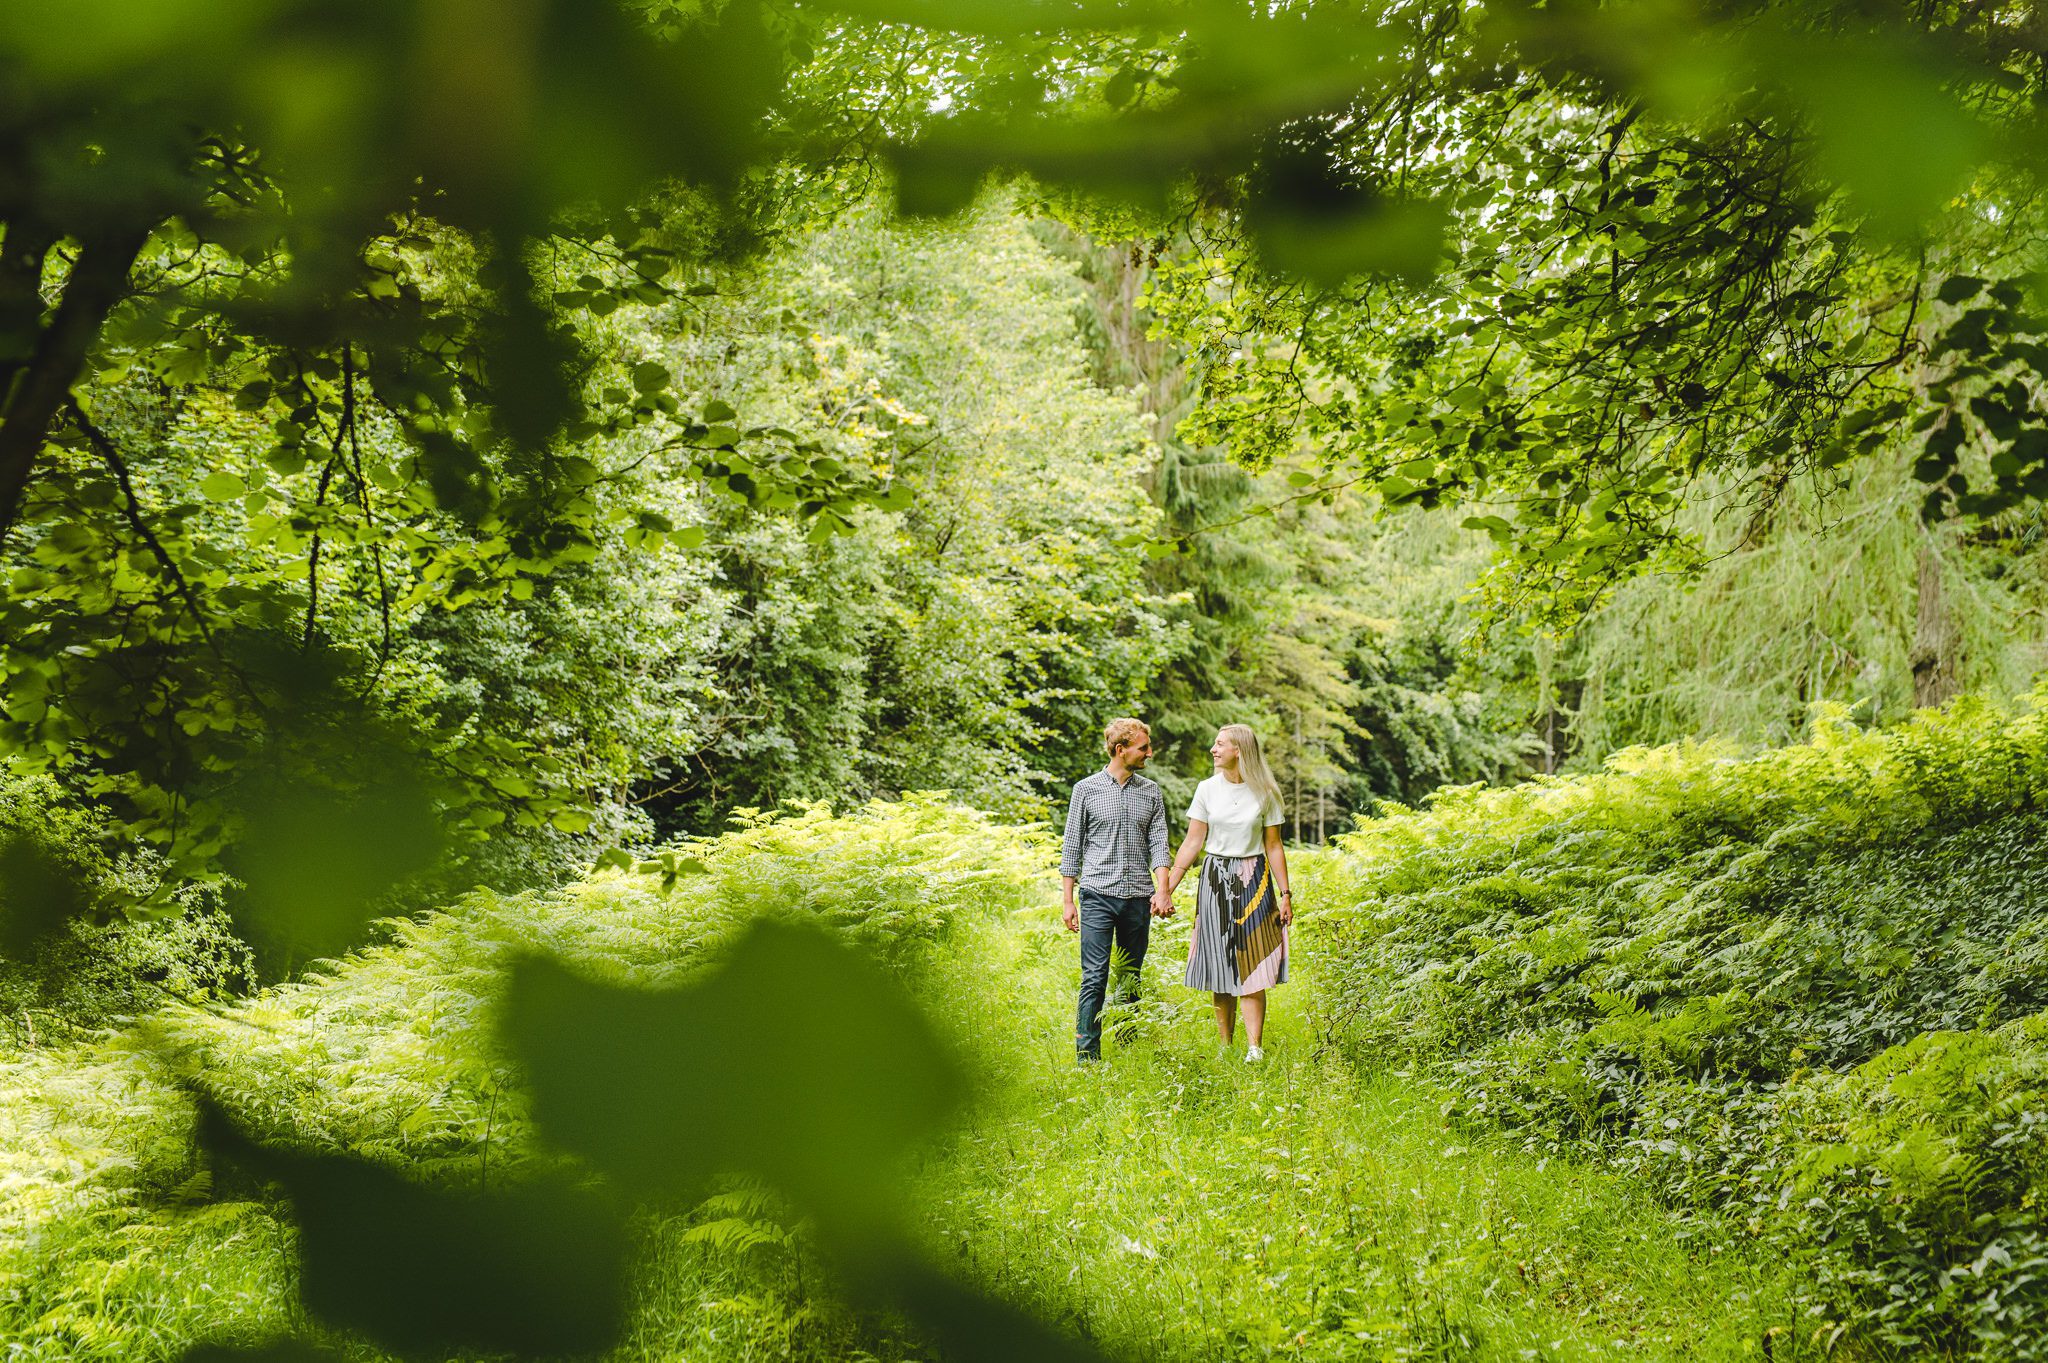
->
xmin=0 ymin=794 xmax=1043 ymax=1361
xmin=0 ymin=788 xmax=1809 ymax=1362
xmin=0 ymin=774 xmax=254 ymax=1042
xmin=1304 ymin=692 xmax=2048 ymax=1357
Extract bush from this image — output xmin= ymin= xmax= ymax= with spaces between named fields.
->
xmin=1302 ymin=693 xmax=2048 ymax=1356
xmin=0 ymin=795 xmax=1047 ymax=1360
xmin=0 ymin=776 xmax=255 ymax=1042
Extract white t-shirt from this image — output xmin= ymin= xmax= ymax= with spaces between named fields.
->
xmin=1186 ymin=775 xmax=1283 ymax=857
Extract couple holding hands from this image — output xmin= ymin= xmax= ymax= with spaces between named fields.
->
xmin=1058 ymin=717 xmax=1293 ymax=1064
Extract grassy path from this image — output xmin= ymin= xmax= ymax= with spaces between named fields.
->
xmin=0 ymin=869 xmax=1806 ymax=1363
xmin=909 ymin=910 xmax=1802 ymax=1362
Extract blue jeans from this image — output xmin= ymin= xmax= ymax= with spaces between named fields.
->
xmin=1076 ymin=889 xmax=1151 ymax=1060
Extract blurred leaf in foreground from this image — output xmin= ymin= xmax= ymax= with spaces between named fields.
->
xmin=228 ymin=772 xmax=442 ymax=967
xmin=890 ymin=1260 xmax=1115 ymax=1363
xmin=1244 ymin=126 xmax=1447 ymax=284
xmin=1764 ymin=31 xmax=1986 ymax=241
xmin=505 ymin=917 xmax=961 ymax=1228
xmin=506 ymin=916 xmax=1114 ymax=1362
xmin=199 ymin=1104 xmax=629 ymax=1358
xmin=0 ymin=832 xmax=93 ymax=958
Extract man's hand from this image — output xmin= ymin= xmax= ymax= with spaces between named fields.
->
xmin=1062 ymin=900 xmax=1079 ymax=933
xmin=1150 ymin=888 xmax=1175 ymax=918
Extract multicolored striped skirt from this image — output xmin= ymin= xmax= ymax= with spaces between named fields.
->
xmin=1184 ymin=851 xmax=1287 ymax=995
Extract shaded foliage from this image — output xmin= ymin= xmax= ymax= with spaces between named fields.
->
xmin=1303 ymin=694 xmax=2048 ymax=1352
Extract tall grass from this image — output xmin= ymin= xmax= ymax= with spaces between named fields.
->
xmin=0 ymin=792 xmax=1810 ymax=1362
xmin=912 ymin=919 xmax=1803 ymax=1362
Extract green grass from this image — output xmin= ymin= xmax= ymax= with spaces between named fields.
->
xmin=907 ymin=907 xmax=1804 ymax=1363
xmin=0 ymin=803 xmax=1809 ymax=1362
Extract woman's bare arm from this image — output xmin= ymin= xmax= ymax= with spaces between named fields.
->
xmin=1165 ymin=819 xmax=1208 ymax=897
xmin=1264 ymin=823 xmax=1293 ymax=925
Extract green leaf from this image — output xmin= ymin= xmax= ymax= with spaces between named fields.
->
xmin=200 ymin=472 xmax=246 ymax=501
xmin=230 ymin=773 xmax=443 ymax=963
xmin=0 ymin=832 xmax=94 ymax=956
xmin=1938 ymin=276 xmax=1987 ymax=306
xmin=199 ymin=1106 xmax=628 ymax=1357
xmin=631 ymin=361 xmax=672 ymax=393
xmin=1778 ymin=35 xmax=1986 ymax=239
xmin=503 ymin=919 xmax=962 ymax=1226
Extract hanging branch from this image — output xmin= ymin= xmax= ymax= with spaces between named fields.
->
xmin=302 ymin=394 xmax=344 ymax=652
xmin=65 ymin=399 xmax=227 ymax=665
xmin=338 ymin=343 xmax=396 ymax=692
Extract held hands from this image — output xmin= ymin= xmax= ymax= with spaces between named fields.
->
xmin=1150 ymin=887 xmax=1175 ymax=918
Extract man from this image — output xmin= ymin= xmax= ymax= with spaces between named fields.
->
xmin=1060 ymin=716 xmax=1173 ymax=1063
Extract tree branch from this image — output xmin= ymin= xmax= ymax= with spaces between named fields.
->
xmin=0 ymin=226 xmax=151 ymax=545
xmin=65 ymin=399 xmax=226 ymax=664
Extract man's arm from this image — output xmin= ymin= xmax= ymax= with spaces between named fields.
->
xmin=1147 ymin=787 xmax=1173 ymax=916
xmin=1059 ymin=785 xmax=1087 ymax=932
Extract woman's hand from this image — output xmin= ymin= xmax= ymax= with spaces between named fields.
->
xmin=1277 ymin=892 xmax=1293 ymax=927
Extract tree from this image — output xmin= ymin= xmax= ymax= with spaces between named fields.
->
xmin=637 ymin=199 xmax=1174 ymax=828
xmin=0 ymin=1 xmax=905 ymax=932
xmin=871 ymin=0 xmax=2048 ymax=615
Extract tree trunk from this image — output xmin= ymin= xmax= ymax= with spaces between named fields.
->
xmin=1910 ymin=536 xmax=1961 ymax=709
xmin=0 ymin=227 xmax=150 ymax=543
xmin=1292 ymin=708 xmax=1303 ymax=844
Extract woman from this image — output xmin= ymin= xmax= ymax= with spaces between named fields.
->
xmin=1164 ymin=724 xmax=1293 ymax=1061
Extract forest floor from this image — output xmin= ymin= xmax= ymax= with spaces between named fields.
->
xmin=897 ymin=909 xmax=1806 ymax=1363
xmin=2 ymin=875 xmax=1809 ymax=1363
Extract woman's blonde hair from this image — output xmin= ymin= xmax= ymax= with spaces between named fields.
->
xmin=1221 ymin=724 xmax=1284 ymax=823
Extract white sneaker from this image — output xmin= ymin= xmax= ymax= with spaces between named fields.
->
xmin=1245 ymin=1046 xmax=1265 ymax=1063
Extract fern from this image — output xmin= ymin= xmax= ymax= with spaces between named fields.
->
xmin=1300 ymin=691 xmax=2048 ymax=1354
xmin=0 ymin=794 xmax=1049 ymax=1360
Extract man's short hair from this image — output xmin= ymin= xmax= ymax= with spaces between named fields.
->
xmin=1102 ymin=717 xmax=1149 ymax=757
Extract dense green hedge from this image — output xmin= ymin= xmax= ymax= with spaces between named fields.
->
xmin=1303 ymin=695 xmax=2048 ymax=1356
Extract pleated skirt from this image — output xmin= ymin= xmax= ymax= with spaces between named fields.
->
xmin=1184 ymin=851 xmax=1288 ymax=995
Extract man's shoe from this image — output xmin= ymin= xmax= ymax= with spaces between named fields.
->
xmin=1245 ymin=1045 xmax=1265 ymax=1063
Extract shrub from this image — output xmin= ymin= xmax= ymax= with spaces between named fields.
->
xmin=1301 ymin=693 xmax=2048 ymax=1355
xmin=0 ymin=776 xmax=255 ymax=1042
xmin=0 ymin=795 xmax=1047 ymax=1360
